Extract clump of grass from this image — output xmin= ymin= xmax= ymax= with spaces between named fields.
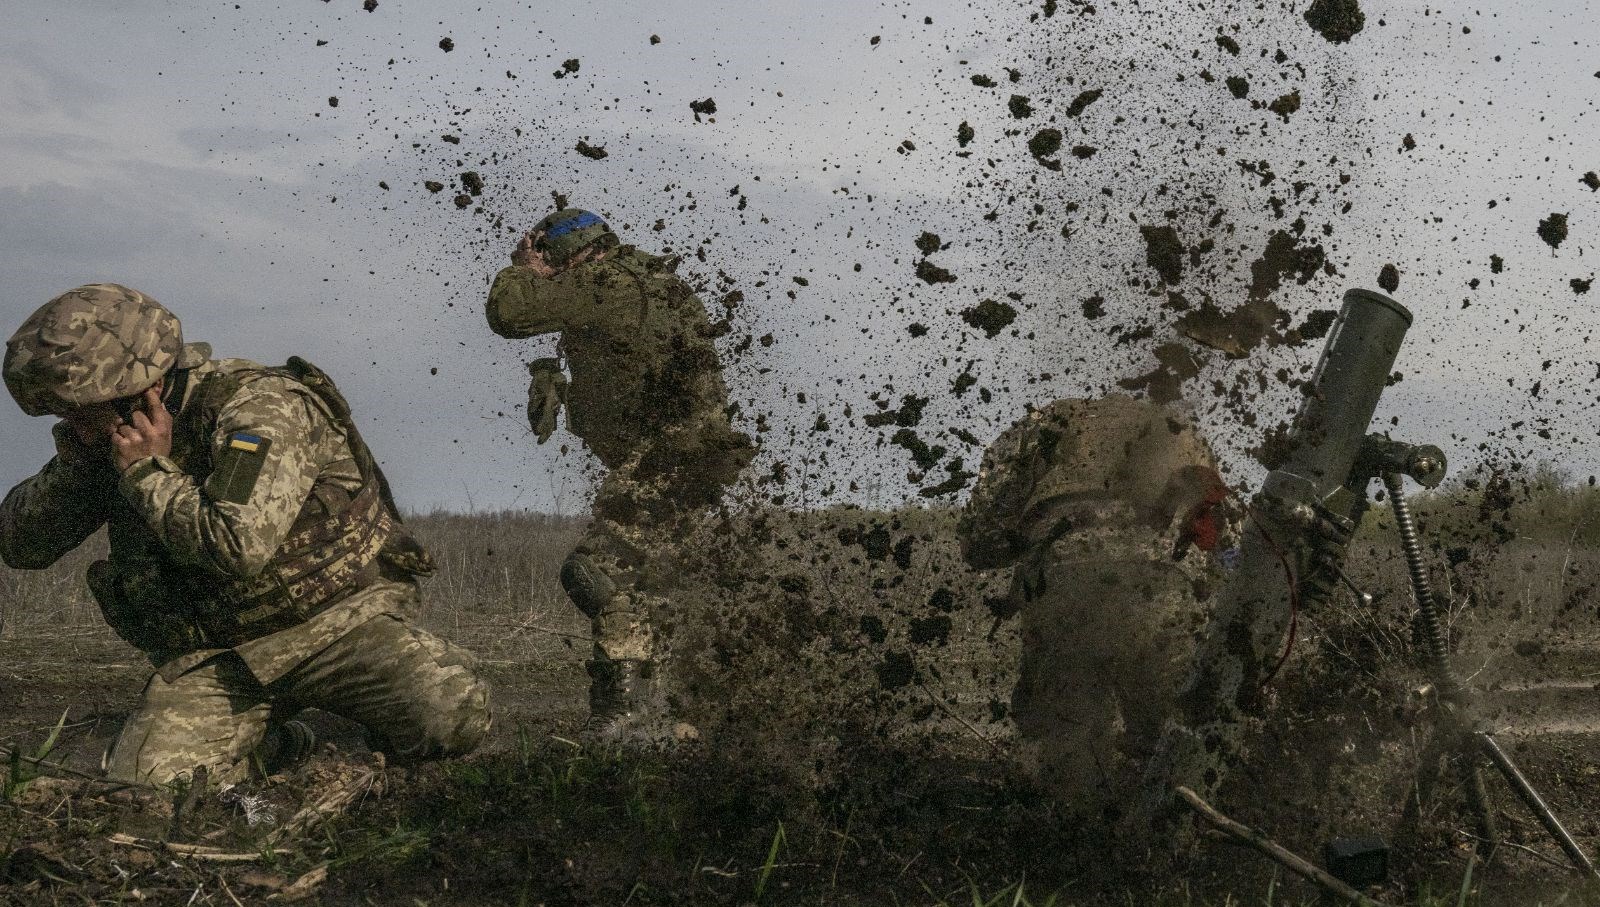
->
xmin=3 ymin=709 xmax=67 ymax=801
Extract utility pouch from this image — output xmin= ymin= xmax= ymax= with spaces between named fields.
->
xmin=85 ymin=559 xmax=205 ymax=663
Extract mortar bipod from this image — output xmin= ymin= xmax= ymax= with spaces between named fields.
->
xmin=1378 ymin=460 xmax=1600 ymax=884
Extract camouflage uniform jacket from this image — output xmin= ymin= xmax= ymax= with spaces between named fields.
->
xmin=959 ymin=395 xmax=1232 ymax=571
xmin=485 ymin=245 xmax=740 ymax=469
xmin=0 ymin=346 xmax=413 ymax=682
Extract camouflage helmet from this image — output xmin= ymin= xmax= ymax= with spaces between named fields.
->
xmin=532 ymin=208 xmax=618 ymax=267
xmin=3 ymin=283 xmax=183 ymax=416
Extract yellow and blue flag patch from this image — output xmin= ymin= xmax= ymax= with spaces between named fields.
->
xmin=228 ymin=432 xmax=264 ymax=453
xmin=211 ymin=432 xmax=272 ymax=504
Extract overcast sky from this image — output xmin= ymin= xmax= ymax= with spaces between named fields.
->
xmin=2 ymin=0 xmax=1595 ymax=513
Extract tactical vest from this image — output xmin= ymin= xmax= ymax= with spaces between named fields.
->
xmin=962 ymin=397 xmax=1222 ymax=568
xmin=1014 ymin=399 xmax=1217 ymax=536
xmin=567 ymin=251 xmax=722 ymax=426
xmin=87 ymin=357 xmax=434 ymax=663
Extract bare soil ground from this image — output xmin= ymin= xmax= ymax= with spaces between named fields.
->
xmin=3 ymin=486 xmax=1600 ymax=906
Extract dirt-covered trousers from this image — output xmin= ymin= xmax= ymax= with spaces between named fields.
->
xmin=103 ymin=609 xmax=490 ymax=786
xmin=565 ymin=514 xmax=669 ymax=665
xmin=1007 ymin=528 xmax=1213 ymax=803
xmin=570 ymin=421 xmax=749 ymax=668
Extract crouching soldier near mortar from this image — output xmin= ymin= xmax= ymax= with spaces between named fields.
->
xmin=1 ymin=284 xmax=491 ymax=786
xmin=957 ymin=396 xmax=1236 ymax=810
xmin=485 ymin=208 xmax=755 ymax=739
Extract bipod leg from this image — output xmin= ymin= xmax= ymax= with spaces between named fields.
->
xmin=1456 ymin=749 xmax=1498 ymax=862
xmin=1392 ymin=729 xmax=1450 ymax=862
xmin=1383 ymin=474 xmax=1497 ymax=862
xmin=1476 ymin=731 xmax=1600 ymax=885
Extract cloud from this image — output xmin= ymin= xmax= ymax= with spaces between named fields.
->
xmin=0 ymin=181 xmax=184 ymax=263
xmin=0 ymin=38 xmax=112 ymax=122
xmin=3 ymin=0 xmax=1597 ymax=515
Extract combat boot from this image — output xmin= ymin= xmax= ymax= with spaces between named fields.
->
xmin=257 ymin=719 xmax=316 ymax=775
xmin=584 ymin=658 xmax=661 ymax=743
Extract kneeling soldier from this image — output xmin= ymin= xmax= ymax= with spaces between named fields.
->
xmin=958 ymin=396 xmax=1236 ymax=807
xmin=1 ymin=284 xmax=491 ymax=786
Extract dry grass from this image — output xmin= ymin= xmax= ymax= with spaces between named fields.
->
xmin=3 ymin=481 xmax=1599 ymax=905
xmin=401 ymin=509 xmax=586 ymax=664
xmin=0 ymin=530 xmax=104 ymax=634
xmin=0 ymin=509 xmax=587 ymax=659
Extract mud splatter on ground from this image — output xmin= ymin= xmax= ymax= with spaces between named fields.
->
xmin=27 ymin=0 xmax=1594 ymax=901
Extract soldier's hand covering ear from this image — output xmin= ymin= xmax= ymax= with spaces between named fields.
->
xmin=512 ymin=231 xmax=557 ymax=277
xmin=111 ymin=386 xmax=174 ymax=472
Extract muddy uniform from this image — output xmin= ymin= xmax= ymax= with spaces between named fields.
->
xmin=486 ymin=245 xmax=754 ymax=675
xmin=0 ymin=346 xmax=490 ymax=785
xmin=958 ymin=396 xmax=1233 ymax=804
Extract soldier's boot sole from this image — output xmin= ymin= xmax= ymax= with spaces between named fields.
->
xmin=258 ymin=719 xmax=317 ymax=775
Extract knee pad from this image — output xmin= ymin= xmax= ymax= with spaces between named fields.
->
xmin=388 ymin=672 xmax=491 ymax=761
xmin=561 ymin=551 xmax=618 ymax=620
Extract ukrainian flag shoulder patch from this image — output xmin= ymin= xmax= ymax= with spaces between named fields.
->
xmin=212 ymin=432 xmax=273 ymax=504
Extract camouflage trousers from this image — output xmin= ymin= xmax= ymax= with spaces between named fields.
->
xmin=564 ymin=514 xmax=671 ymax=666
xmin=104 ymin=611 xmax=490 ymax=786
xmin=1007 ymin=533 xmax=1213 ymax=807
xmin=569 ymin=427 xmax=747 ymax=669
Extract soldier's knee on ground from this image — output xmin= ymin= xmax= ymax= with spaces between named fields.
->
xmin=366 ymin=671 xmax=490 ymax=761
xmin=406 ymin=633 xmax=493 ymax=758
xmin=103 ymin=658 xmax=272 ymax=786
xmin=313 ymin=616 xmax=492 ymax=763
xmin=431 ymin=674 xmax=492 ymax=756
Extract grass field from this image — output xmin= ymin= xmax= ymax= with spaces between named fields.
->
xmin=3 ymin=472 xmax=1600 ymax=905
